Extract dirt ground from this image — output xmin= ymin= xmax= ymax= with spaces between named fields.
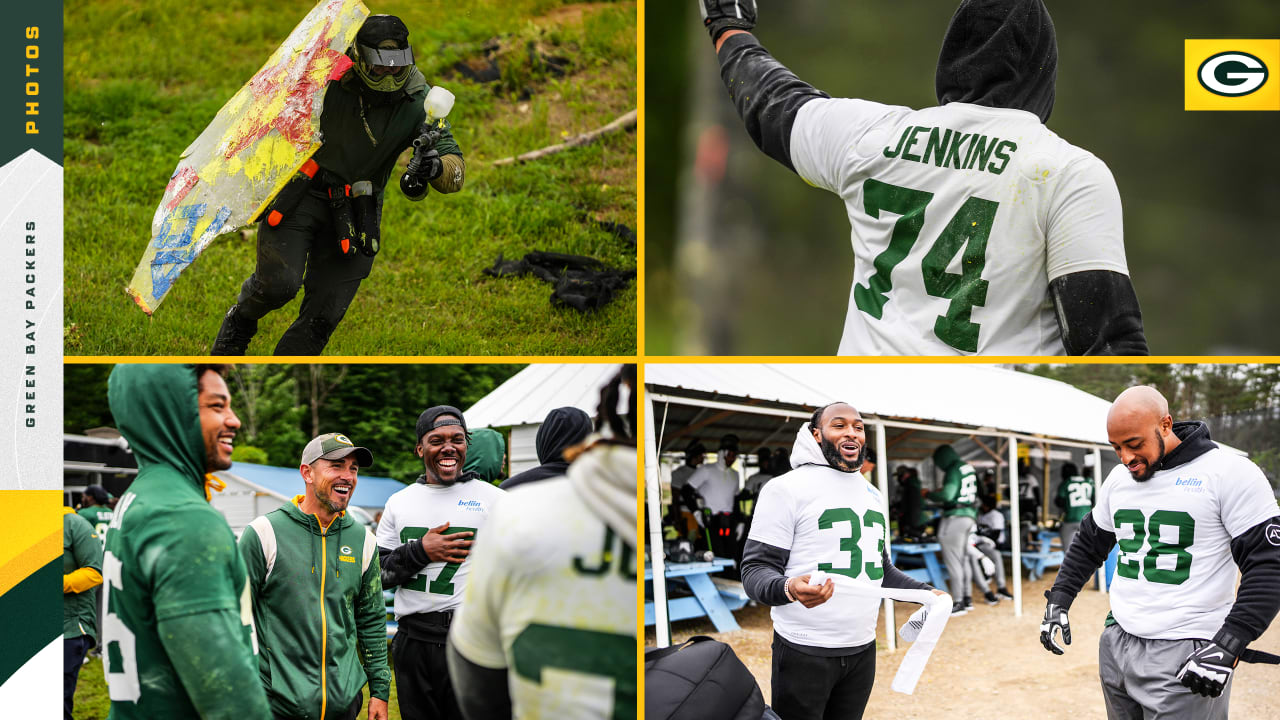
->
xmin=645 ymin=572 xmax=1280 ymax=718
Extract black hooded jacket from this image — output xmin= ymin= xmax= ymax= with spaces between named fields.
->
xmin=501 ymin=407 xmax=594 ymax=490
xmin=935 ymin=0 xmax=1057 ymax=123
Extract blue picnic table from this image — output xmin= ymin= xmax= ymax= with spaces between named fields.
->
xmin=645 ymin=558 xmax=747 ymax=633
xmin=889 ymin=542 xmax=949 ymax=595
xmin=1001 ymin=531 xmax=1064 ymax=580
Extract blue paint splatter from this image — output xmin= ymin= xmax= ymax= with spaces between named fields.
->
xmin=153 ymin=204 xmax=207 ymax=250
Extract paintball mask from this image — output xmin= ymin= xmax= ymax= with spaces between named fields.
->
xmin=353 ymin=15 xmax=415 ymax=92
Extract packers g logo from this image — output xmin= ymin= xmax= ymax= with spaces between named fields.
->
xmin=1185 ymin=40 xmax=1280 ymax=111
xmin=1198 ymin=52 xmax=1268 ymax=96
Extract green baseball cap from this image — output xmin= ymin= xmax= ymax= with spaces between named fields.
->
xmin=301 ymin=433 xmax=374 ymax=467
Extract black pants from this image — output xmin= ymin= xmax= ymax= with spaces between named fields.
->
xmin=771 ymin=633 xmax=876 ymax=720
xmin=236 ymin=194 xmax=376 ymax=355
xmin=64 ymin=635 xmax=94 ymax=720
xmin=273 ymin=692 xmax=363 ymax=720
xmin=391 ymin=616 xmax=463 ymax=720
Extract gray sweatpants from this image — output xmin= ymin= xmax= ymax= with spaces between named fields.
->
xmin=1097 ymin=624 xmax=1231 ymax=720
xmin=1060 ymin=521 xmax=1081 ymax=552
xmin=937 ymin=516 xmax=975 ymax=600
xmin=969 ymin=535 xmax=1005 ymax=588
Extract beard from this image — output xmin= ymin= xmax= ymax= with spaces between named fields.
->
xmin=1131 ymin=433 xmax=1166 ymax=482
xmin=819 ymin=434 xmax=862 ymax=473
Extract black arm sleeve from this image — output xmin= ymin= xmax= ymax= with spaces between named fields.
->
xmin=1045 ymin=513 xmax=1116 ymax=608
xmin=741 ymin=539 xmax=793 ymax=606
xmin=1050 ymin=270 xmax=1149 ymax=356
xmin=716 ymin=33 xmax=829 ymax=173
xmin=1221 ymin=516 xmax=1280 ymax=644
xmin=378 ymin=541 xmax=430 ymax=590
xmin=447 ymin=643 xmax=513 ymax=720
xmin=881 ymin=549 xmax=934 ymax=592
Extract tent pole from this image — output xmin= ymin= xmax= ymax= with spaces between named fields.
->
xmin=875 ymin=421 xmax=895 ymax=652
xmin=1009 ymin=435 xmax=1022 ymax=617
xmin=1092 ymin=446 xmax=1107 ymax=594
xmin=645 ymin=388 xmax=671 ymax=647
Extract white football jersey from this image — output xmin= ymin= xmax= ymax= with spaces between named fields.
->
xmin=749 ymin=430 xmax=890 ymax=648
xmin=1092 ymin=446 xmax=1277 ymax=640
xmin=790 ymin=99 xmax=1128 ymax=355
xmin=376 ymin=479 xmax=505 ymax=617
xmin=450 ymin=446 xmax=636 ymax=720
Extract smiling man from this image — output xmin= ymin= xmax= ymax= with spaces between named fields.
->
xmin=1041 ymin=386 xmax=1280 ymax=719
xmin=239 ymin=433 xmax=390 ymax=720
xmin=741 ymin=402 xmax=943 ymax=719
xmin=375 ymin=406 xmax=506 ymax=720
xmin=102 ymin=364 xmax=270 ymax=719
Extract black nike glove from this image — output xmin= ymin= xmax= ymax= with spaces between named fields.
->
xmin=1040 ymin=602 xmax=1071 ymax=655
xmin=1176 ymin=630 xmax=1243 ymax=698
xmin=414 ymin=148 xmax=444 ymax=183
xmin=699 ymin=0 xmax=757 ymax=43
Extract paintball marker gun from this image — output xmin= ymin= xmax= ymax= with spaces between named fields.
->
xmin=399 ymin=85 xmax=456 ymax=197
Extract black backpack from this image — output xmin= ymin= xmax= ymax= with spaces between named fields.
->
xmin=645 ymin=636 xmax=777 ymax=720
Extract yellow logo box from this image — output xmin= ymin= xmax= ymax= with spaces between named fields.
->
xmin=1185 ymin=39 xmax=1279 ymax=111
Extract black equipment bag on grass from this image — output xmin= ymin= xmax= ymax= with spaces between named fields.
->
xmin=645 ymin=636 xmax=774 ymax=720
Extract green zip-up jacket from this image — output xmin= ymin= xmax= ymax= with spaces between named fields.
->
xmin=239 ymin=496 xmax=391 ymax=720
xmin=926 ymin=445 xmax=979 ymax=519
xmin=63 ymin=508 xmax=103 ymax=642
xmin=105 ymin=364 xmax=270 ymax=720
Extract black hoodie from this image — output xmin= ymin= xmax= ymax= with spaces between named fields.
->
xmin=935 ymin=0 xmax=1057 ymax=123
xmin=501 ymin=407 xmax=594 ymax=491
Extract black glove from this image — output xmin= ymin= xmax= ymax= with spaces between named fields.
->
xmin=415 ymin=148 xmax=444 ymax=183
xmin=1176 ymin=631 xmax=1243 ymax=698
xmin=699 ymin=0 xmax=757 ymax=43
xmin=1039 ymin=602 xmax=1071 ymax=654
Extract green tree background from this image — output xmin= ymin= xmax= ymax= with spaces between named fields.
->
xmin=1018 ymin=363 xmax=1280 ymax=485
xmin=65 ymin=364 xmax=523 ymax=482
xmin=646 ymin=2 xmax=1280 ymax=354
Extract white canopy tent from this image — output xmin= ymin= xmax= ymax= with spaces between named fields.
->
xmin=645 ymin=363 xmax=1124 ymax=649
xmin=464 ymin=364 xmax=622 ymax=474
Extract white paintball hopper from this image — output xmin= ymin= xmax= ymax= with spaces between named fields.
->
xmin=128 ymin=0 xmax=370 ymax=315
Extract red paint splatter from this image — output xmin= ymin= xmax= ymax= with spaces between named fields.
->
xmin=164 ymin=166 xmax=200 ymax=210
xmin=221 ymin=3 xmax=349 ymax=159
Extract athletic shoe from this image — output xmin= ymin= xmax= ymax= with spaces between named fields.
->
xmin=963 ymin=596 xmax=974 ymax=611
xmin=211 ymin=304 xmax=258 ymax=355
xmin=984 ymin=591 xmax=999 ymax=605
xmin=950 ymin=602 xmax=968 ymax=617
xmin=997 ymin=587 xmax=1014 ymax=600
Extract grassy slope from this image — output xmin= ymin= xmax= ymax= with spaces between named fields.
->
xmin=65 ymin=0 xmax=636 ymax=356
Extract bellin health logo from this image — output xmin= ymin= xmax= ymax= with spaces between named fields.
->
xmin=1185 ymin=40 xmax=1279 ymax=110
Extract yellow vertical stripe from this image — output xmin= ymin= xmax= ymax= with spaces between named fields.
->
xmin=0 ymin=491 xmax=62 ymax=598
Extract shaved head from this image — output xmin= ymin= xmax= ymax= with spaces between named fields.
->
xmin=1107 ymin=386 xmax=1179 ymax=481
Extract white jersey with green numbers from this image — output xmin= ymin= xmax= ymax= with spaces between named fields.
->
xmin=376 ymin=479 xmax=505 ymax=617
xmin=1092 ymin=448 xmax=1278 ymax=640
xmin=789 ymin=99 xmax=1129 ymax=355
xmin=747 ymin=427 xmax=890 ymax=649
xmin=449 ymin=446 xmax=636 ymax=720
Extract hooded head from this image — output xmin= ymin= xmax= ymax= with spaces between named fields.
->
xmin=535 ymin=407 xmax=594 ymax=465
xmin=935 ymin=0 xmax=1057 ymax=123
xmin=932 ymin=444 xmax=962 ymax=471
xmin=352 ymin=15 xmax=415 ymax=94
xmin=1061 ymin=461 xmax=1080 ymax=479
xmin=108 ymin=364 xmax=238 ymax=492
xmin=462 ymin=428 xmax=507 ymax=482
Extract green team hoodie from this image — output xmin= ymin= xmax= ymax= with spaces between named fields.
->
xmin=926 ymin=445 xmax=979 ymax=519
xmin=104 ymin=364 xmax=270 ymax=720
xmin=239 ymin=496 xmax=391 ymax=720
xmin=1055 ymin=475 xmax=1095 ymax=523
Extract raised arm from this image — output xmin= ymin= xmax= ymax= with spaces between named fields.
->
xmin=700 ymin=1 xmax=828 ymax=172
